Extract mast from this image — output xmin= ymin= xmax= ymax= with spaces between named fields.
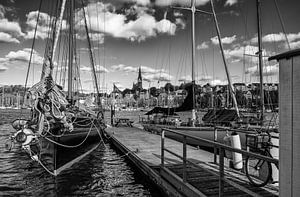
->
xmin=81 ymin=0 xmax=102 ymax=108
xmin=256 ymin=0 xmax=264 ymax=125
xmin=191 ymin=0 xmax=196 ymax=125
xmin=210 ymin=0 xmax=240 ymax=118
xmin=1 ymin=86 xmax=4 ymax=107
xmin=67 ymin=0 xmax=74 ymax=102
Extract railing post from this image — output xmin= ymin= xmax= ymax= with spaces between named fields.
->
xmin=219 ymin=147 xmax=224 ymax=197
xmin=183 ymin=135 xmax=187 ymax=182
xmin=214 ymin=127 xmax=218 ymax=164
xmin=161 ymin=129 xmax=165 ymax=167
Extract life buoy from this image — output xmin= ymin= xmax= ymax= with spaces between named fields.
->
xmin=15 ymin=128 xmax=35 ymax=146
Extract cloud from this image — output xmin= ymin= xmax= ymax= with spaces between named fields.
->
xmin=76 ymin=32 xmax=105 ymax=43
xmin=197 ymin=42 xmax=209 ymax=50
xmin=225 ymin=0 xmax=238 ymax=6
xmin=140 ymin=66 xmax=166 ymax=74
xmin=289 ymin=40 xmax=300 ymax=49
xmin=0 ymin=18 xmax=24 ymax=37
xmin=210 ymin=79 xmax=228 ymax=86
xmin=211 ymin=35 xmax=237 ymax=45
xmin=178 ymin=75 xmax=212 ymax=83
xmin=0 ymin=32 xmax=19 ymax=43
xmin=0 ymin=64 xmax=8 ymax=72
xmin=5 ymin=48 xmax=43 ymax=65
xmin=76 ymin=2 xmax=180 ymax=42
xmin=111 ymin=64 xmax=137 ymax=73
xmin=143 ymin=72 xmax=173 ymax=82
xmin=245 ymin=64 xmax=279 ymax=77
xmin=80 ymin=65 xmax=109 ymax=73
xmin=24 ymin=11 xmax=67 ymax=40
xmin=111 ymin=64 xmax=166 ymax=76
xmin=251 ymin=32 xmax=300 ymax=44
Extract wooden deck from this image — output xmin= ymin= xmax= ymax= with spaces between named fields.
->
xmin=104 ymin=125 xmax=279 ymax=197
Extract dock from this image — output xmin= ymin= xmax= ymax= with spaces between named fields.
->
xmin=104 ymin=125 xmax=279 ymax=197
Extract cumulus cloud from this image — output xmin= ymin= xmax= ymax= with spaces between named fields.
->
xmin=143 ymin=72 xmax=173 ymax=82
xmin=76 ymin=2 xmax=180 ymax=42
xmin=251 ymin=32 xmax=300 ymax=46
xmin=76 ymin=32 xmax=105 ymax=43
xmin=289 ymin=40 xmax=300 ymax=49
xmin=24 ymin=11 xmax=67 ymax=40
xmin=211 ymin=35 xmax=237 ymax=45
xmin=111 ymin=64 xmax=166 ymax=75
xmin=197 ymin=42 xmax=209 ymax=50
xmin=5 ymin=48 xmax=43 ymax=65
xmin=225 ymin=0 xmax=238 ymax=6
xmin=80 ymin=65 xmax=109 ymax=73
xmin=111 ymin=64 xmax=137 ymax=73
xmin=0 ymin=18 xmax=24 ymax=37
xmin=210 ymin=79 xmax=228 ymax=86
xmin=0 ymin=64 xmax=8 ymax=72
xmin=0 ymin=32 xmax=19 ymax=43
xmin=178 ymin=75 xmax=212 ymax=83
xmin=245 ymin=64 xmax=279 ymax=77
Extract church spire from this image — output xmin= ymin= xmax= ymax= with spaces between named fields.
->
xmin=137 ymin=67 xmax=142 ymax=90
xmin=138 ymin=67 xmax=142 ymax=82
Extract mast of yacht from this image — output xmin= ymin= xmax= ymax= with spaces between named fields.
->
xmin=210 ymin=0 xmax=240 ymax=118
xmin=81 ymin=0 xmax=102 ymax=109
xmin=191 ymin=0 xmax=197 ymax=126
xmin=256 ymin=0 xmax=264 ymax=125
xmin=67 ymin=0 xmax=74 ymax=103
xmin=1 ymin=86 xmax=4 ymax=107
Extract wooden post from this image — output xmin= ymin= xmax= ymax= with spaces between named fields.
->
xmin=269 ymin=49 xmax=300 ymax=197
xmin=219 ymin=147 xmax=224 ymax=197
xmin=214 ymin=127 xmax=218 ymax=164
xmin=161 ymin=129 xmax=165 ymax=167
xmin=183 ymin=136 xmax=187 ymax=182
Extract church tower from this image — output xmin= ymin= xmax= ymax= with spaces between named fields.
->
xmin=137 ymin=67 xmax=143 ymax=91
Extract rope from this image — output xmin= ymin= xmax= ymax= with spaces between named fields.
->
xmin=43 ymin=123 xmax=94 ymax=148
xmin=21 ymin=0 xmax=43 ymax=118
xmin=273 ymin=0 xmax=290 ymax=50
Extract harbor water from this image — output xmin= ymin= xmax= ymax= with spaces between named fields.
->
xmin=0 ymin=109 xmax=162 ymax=197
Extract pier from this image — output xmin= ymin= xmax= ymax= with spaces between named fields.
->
xmin=104 ymin=125 xmax=279 ymax=197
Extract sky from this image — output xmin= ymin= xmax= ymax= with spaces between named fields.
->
xmin=0 ymin=0 xmax=299 ymax=93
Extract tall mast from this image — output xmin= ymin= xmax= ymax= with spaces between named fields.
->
xmin=1 ymin=86 xmax=4 ymax=107
xmin=191 ymin=0 xmax=196 ymax=125
xmin=81 ymin=0 xmax=102 ymax=108
xmin=210 ymin=0 xmax=240 ymax=117
xmin=67 ymin=0 xmax=74 ymax=102
xmin=256 ymin=0 xmax=264 ymax=125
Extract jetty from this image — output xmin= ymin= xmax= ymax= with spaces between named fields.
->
xmin=104 ymin=125 xmax=279 ymax=197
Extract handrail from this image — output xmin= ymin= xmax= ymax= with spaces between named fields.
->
xmin=160 ymin=127 xmax=279 ymax=196
xmin=162 ymin=128 xmax=278 ymax=164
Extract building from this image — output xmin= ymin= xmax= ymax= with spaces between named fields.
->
xmin=132 ymin=67 xmax=143 ymax=97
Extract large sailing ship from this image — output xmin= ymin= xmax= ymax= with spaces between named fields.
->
xmin=5 ymin=0 xmax=106 ymax=176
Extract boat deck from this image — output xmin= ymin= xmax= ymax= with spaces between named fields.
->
xmin=104 ymin=125 xmax=279 ymax=197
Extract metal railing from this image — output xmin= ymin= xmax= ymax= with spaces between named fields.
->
xmin=161 ymin=128 xmax=279 ymax=196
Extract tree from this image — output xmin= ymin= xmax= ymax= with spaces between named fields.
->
xmin=122 ymin=88 xmax=132 ymax=97
xmin=164 ymin=82 xmax=174 ymax=92
xmin=149 ymin=87 xmax=158 ymax=97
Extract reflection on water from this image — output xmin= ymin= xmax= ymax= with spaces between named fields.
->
xmin=0 ymin=119 xmax=162 ymax=196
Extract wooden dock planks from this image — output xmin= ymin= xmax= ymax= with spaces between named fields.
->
xmin=105 ymin=125 xmax=279 ymax=197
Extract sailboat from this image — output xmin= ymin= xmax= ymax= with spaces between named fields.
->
xmin=141 ymin=0 xmax=279 ymax=147
xmin=5 ymin=0 xmax=106 ymax=176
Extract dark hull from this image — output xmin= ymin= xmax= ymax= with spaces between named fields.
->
xmin=38 ymin=125 xmax=102 ymax=176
